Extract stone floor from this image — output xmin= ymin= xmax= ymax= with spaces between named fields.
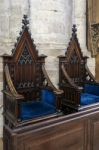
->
xmin=0 ymin=138 xmax=3 ymax=150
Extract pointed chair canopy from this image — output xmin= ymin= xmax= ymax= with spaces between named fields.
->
xmin=2 ymin=15 xmax=63 ymax=128
xmin=58 ymin=25 xmax=99 ymax=113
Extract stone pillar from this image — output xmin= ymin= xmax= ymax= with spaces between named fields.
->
xmin=0 ymin=0 xmax=10 ymax=54
xmin=72 ymin=0 xmax=86 ymax=52
xmin=0 ymin=0 xmax=10 ymax=138
xmin=73 ymin=0 xmax=95 ymax=75
xmin=29 ymin=0 xmax=73 ymax=86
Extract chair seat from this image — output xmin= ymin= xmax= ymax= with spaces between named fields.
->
xmin=81 ymin=93 xmax=99 ymax=105
xmin=20 ymin=101 xmax=56 ymax=121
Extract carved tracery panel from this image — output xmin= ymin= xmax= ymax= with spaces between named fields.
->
xmin=19 ymin=46 xmax=33 ymax=65
xmin=87 ymin=0 xmax=99 ymax=56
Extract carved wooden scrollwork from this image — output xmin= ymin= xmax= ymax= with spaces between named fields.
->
xmin=59 ymin=24 xmax=97 ymax=109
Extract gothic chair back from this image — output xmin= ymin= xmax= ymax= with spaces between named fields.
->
xmin=2 ymin=15 xmax=63 ymax=128
xmin=59 ymin=25 xmax=99 ymax=113
xmin=5 ymin=34 xmax=45 ymax=102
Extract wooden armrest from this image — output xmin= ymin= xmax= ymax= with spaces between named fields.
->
xmin=4 ymin=64 xmax=24 ymax=99
xmin=85 ymin=64 xmax=97 ymax=83
xmin=3 ymin=90 xmax=24 ymax=100
xmin=42 ymin=64 xmax=63 ymax=95
xmin=63 ymin=84 xmax=83 ymax=91
xmin=61 ymin=64 xmax=83 ymax=91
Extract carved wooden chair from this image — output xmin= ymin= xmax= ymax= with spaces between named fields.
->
xmin=2 ymin=15 xmax=63 ymax=127
xmin=59 ymin=25 xmax=99 ymax=113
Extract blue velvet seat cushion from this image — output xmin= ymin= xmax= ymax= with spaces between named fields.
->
xmin=84 ymin=84 xmax=99 ymax=96
xmin=81 ymin=93 xmax=99 ymax=105
xmin=41 ymin=89 xmax=56 ymax=106
xmin=20 ymin=101 xmax=56 ymax=121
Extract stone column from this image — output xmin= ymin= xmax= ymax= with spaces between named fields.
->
xmin=72 ymin=0 xmax=86 ymax=52
xmin=0 ymin=0 xmax=10 ymax=54
xmin=0 ymin=0 xmax=10 ymax=138
xmin=73 ymin=0 xmax=95 ymax=75
xmin=29 ymin=0 xmax=73 ymax=86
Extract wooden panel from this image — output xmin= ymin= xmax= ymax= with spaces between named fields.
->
xmin=3 ymin=108 xmax=99 ymax=150
xmin=90 ymin=120 xmax=99 ymax=150
xmin=16 ymin=120 xmax=87 ymax=150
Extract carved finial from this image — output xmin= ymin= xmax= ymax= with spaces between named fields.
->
xmin=72 ymin=24 xmax=77 ymax=37
xmin=11 ymin=15 xmax=30 ymax=55
xmin=22 ymin=15 xmax=29 ymax=28
xmin=12 ymin=48 xmax=15 ymax=54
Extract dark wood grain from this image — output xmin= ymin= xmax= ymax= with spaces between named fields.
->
xmin=3 ymin=107 xmax=99 ymax=150
xmin=2 ymin=15 xmax=62 ymax=128
xmin=3 ymin=16 xmax=99 ymax=150
xmin=58 ymin=25 xmax=98 ymax=112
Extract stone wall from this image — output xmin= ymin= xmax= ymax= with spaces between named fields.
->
xmin=29 ymin=0 xmax=73 ymax=86
xmin=0 ymin=0 xmax=94 ymax=137
xmin=72 ymin=0 xmax=95 ymax=76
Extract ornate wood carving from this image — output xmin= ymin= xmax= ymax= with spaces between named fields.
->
xmin=18 ymin=46 xmax=33 ymax=64
xmin=86 ymin=0 xmax=99 ymax=56
xmin=59 ymin=25 xmax=97 ymax=111
xmin=91 ymin=23 xmax=99 ymax=54
xmin=2 ymin=15 xmax=62 ymax=128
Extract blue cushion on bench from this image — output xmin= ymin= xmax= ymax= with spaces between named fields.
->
xmin=41 ymin=89 xmax=56 ymax=106
xmin=20 ymin=89 xmax=57 ymax=121
xmin=84 ymin=84 xmax=99 ymax=96
xmin=21 ymin=101 xmax=56 ymax=121
xmin=81 ymin=93 xmax=99 ymax=105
